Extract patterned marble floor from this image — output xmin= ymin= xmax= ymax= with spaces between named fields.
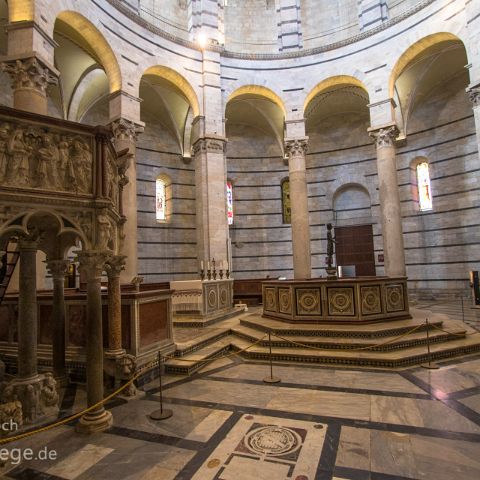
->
xmin=2 ymin=349 xmax=480 ymax=480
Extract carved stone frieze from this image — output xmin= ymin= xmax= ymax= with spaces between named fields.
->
xmin=284 ymin=137 xmax=308 ymax=158
xmin=369 ymin=125 xmax=399 ymax=148
xmin=0 ymin=120 xmax=93 ymax=193
xmin=1 ymin=57 xmax=58 ymax=93
xmin=192 ymin=137 xmax=226 ymax=156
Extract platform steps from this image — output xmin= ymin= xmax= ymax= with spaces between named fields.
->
xmin=164 ymin=316 xmax=480 ymax=375
xmin=0 ymin=240 xmax=19 ymax=306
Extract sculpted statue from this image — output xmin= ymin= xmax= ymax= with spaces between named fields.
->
xmin=41 ymin=372 xmax=59 ymax=407
xmin=71 ymin=137 xmax=92 ymax=192
xmin=105 ymin=158 xmax=118 ymax=204
xmin=36 ymin=133 xmax=58 ymax=188
xmin=326 ymin=223 xmax=337 ymax=269
xmin=97 ymin=213 xmax=113 ymax=251
xmin=7 ymin=128 xmax=31 ymax=186
xmin=0 ymin=123 xmax=11 ymax=182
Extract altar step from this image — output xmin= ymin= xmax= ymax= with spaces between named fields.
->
xmin=164 ymin=313 xmax=480 ymax=374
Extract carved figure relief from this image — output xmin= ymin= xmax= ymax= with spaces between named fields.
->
xmin=0 ymin=121 xmax=93 ymax=194
xmin=97 ymin=213 xmax=114 ymax=251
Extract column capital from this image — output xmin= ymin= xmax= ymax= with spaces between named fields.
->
xmin=284 ymin=137 xmax=309 ymax=157
xmin=192 ymin=135 xmax=227 ymax=156
xmin=76 ymin=251 xmax=110 ymax=280
xmin=467 ymin=83 xmax=480 ymax=107
xmin=1 ymin=56 xmax=58 ymax=93
xmin=45 ymin=259 xmax=70 ymax=280
xmin=110 ymin=118 xmax=144 ymax=143
xmin=18 ymin=228 xmax=43 ymax=251
xmin=105 ymin=255 xmax=126 ymax=279
xmin=368 ymin=124 xmax=399 ymax=148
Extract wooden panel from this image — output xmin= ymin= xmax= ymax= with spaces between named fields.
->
xmin=139 ymin=300 xmax=168 ymax=347
xmin=335 ymin=225 xmax=376 ymax=276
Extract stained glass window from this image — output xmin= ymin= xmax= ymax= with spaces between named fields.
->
xmin=282 ymin=178 xmax=291 ymax=224
xmin=156 ymin=178 xmax=166 ymax=222
xmin=417 ymin=162 xmax=432 ymax=211
xmin=226 ymin=181 xmax=234 ymax=225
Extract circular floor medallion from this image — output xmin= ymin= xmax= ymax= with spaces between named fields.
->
xmin=244 ymin=425 xmax=301 ymax=457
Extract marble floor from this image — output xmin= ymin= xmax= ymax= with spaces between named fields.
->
xmin=1 ymin=349 xmax=480 ymax=480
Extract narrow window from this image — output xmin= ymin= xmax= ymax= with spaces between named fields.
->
xmin=226 ymin=180 xmax=234 ymax=225
xmin=282 ymin=178 xmax=291 ymax=224
xmin=156 ymin=177 xmax=167 ymax=222
xmin=416 ymin=162 xmax=432 ymax=211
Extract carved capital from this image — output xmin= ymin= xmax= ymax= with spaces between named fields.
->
xmin=76 ymin=251 xmax=110 ymax=280
xmin=105 ymin=255 xmax=126 ymax=279
xmin=110 ymin=118 xmax=144 ymax=143
xmin=467 ymin=87 xmax=480 ymax=108
xmin=284 ymin=137 xmax=308 ymax=158
xmin=1 ymin=57 xmax=58 ymax=93
xmin=368 ymin=125 xmax=399 ymax=148
xmin=192 ymin=137 xmax=226 ymax=156
xmin=45 ymin=259 xmax=70 ymax=280
xmin=18 ymin=227 xmax=44 ymax=251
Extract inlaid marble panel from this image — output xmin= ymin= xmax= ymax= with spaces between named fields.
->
xmin=295 ymin=288 xmax=321 ymax=315
xmin=360 ymin=285 xmax=382 ymax=315
xmin=328 ymin=287 xmax=355 ymax=316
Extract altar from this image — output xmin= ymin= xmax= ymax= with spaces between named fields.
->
xmin=170 ymin=279 xmax=238 ymax=326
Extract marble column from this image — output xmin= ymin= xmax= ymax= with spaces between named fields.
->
xmin=369 ymin=125 xmax=406 ymax=277
xmin=1 ymin=57 xmax=57 ymax=115
xmin=110 ymin=119 xmax=143 ymax=285
xmin=46 ymin=259 xmax=70 ymax=387
xmin=105 ymin=255 xmax=126 ymax=357
xmin=467 ymin=84 xmax=480 ymax=159
xmin=193 ymin=135 xmax=229 ymax=264
xmin=285 ymin=137 xmax=312 ymax=279
xmin=76 ymin=251 xmax=112 ymax=434
xmin=17 ymin=236 xmax=39 ymax=380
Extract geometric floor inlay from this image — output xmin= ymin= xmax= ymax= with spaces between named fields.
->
xmin=191 ymin=414 xmax=327 ymax=480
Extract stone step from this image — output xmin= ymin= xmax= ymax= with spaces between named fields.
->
xmin=230 ymin=323 xmax=467 ymax=352
xmin=229 ymin=333 xmax=480 ymax=369
xmin=239 ymin=315 xmax=445 ymax=339
xmin=173 ymin=329 xmax=231 ymax=357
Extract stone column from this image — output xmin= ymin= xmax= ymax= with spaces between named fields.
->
xmin=105 ymin=255 xmax=126 ymax=357
xmin=1 ymin=56 xmax=57 ymax=115
xmin=467 ymin=83 xmax=480 ymax=158
xmin=369 ymin=125 xmax=406 ymax=277
xmin=193 ymin=135 xmax=229 ymax=264
xmin=110 ymin=119 xmax=143 ymax=285
xmin=46 ymin=259 xmax=70 ymax=387
xmin=75 ymin=251 xmax=112 ymax=434
xmin=285 ymin=137 xmax=311 ymax=279
xmin=17 ymin=236 xmax=39 ymax=380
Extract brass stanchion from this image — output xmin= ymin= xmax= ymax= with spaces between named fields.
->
xmin=421 ymin=318 xmax=439 ymax=370
xmin=150 ymin=352 xmax=173 ymax=420
xmin=263 ymin=331 xmax=281 ymax=383
xmin=461 ymin=295 xmax=465 ymax=323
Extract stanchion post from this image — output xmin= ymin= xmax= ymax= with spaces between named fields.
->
xmin=150 ymin=351 xmax=174 ymax=420
xmin=461 ymin=295 xmax=465 ymax=323
xmin=263 ymin=331 xmax=281 ymax=384
xmin=421 ymin=318 xmax=439 ymax=370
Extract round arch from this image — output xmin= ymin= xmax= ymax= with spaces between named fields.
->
xmin=389 ymin=32 xmax=464 ymax=97
xmin=143 ymin=65 xmax=200 ymax=117
xmin=304 ymin=76 xmax=368 ymax=115
xmin=227 ymin=85 xmax=286 ymax=117
xmin=55 ymin=11 xmax=122 ymax=93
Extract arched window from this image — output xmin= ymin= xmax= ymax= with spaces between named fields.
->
xmin=156 ymin=174 xmax=171 ymax=223
xmin=226 ymin=180 xmax=234 ymax=225
xmin=416 ymin=162 xmax=433 ymax=211
xmin=281 ymin=178 xmax=291 ymax=224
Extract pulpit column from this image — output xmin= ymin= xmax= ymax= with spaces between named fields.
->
xmin=76 ymin=251 xmax=112 ymax=434
xmin=369 ymin=125 xmax=406 ymax=277
xmin=105 ymin=255 xmax=126 ymax=357
xmin=46 ymin=259 xmax=70 ymax=387
xmin=285 ymin=137 xmax=311 ymax=279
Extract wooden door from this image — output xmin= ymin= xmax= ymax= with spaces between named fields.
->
xmin=335 ymin=224 xmax=376 ymax=276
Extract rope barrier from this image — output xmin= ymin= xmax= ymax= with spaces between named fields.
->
xmin=0 ymin=333 xmax=268 ymax=445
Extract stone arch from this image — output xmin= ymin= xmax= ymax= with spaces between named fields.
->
xmin=142 ymin=65 xmax=200 ymax=117
xmin=54 ymin=11 xmax=122 ymax=93
xmin=389 ymin=32 xmax=466 ymax=98
xmin=7 ymin=0 xmax=34 ymax=22
xmin=227 ymin=85 xmax=286 ymax=117
xmin=332 ymin=183 xmax=372 ymax=227
xmin=304 ymin=75 xmax=369 ymax=115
